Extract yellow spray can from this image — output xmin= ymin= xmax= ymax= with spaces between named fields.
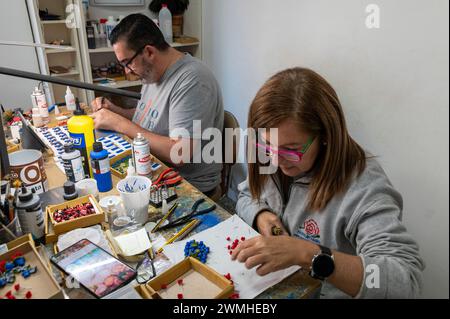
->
xmin=67 ymin=99 xmax=95 ymax=178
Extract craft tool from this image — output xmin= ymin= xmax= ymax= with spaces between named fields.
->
xmin=157 ymin=219 xmax=200 ymax=254
xmin=157 ymin=198 xmax=216 ymax=231
xmin=151 ymin=201 xmax=178 ymax=233
xmin=152 ymin=168 xmax=182 ymax=189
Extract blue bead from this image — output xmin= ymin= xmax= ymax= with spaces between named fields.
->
xmin=14 ymin=257 xmax=25 ymax=267
xmin=5 ymin=261 xmax=14 ymax=272
xmin=22 ymin=270 xmax=30 ymax=278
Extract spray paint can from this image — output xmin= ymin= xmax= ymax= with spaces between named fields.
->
xmin=90 ymin=142 xmax=113 ymax=192
xmin=31 ymin=87 xmax=49 ymax=123
xmin=14 ymin=187 xmax=45 ymax=244
xmin=61 ymin=142 xmax=85 ymax=183
xmin=132 ymin=133 xmax=152 ymax=177
xmin=67 ymin=99 xmax=95 ymax=178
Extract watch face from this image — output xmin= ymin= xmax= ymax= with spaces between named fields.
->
xmin=312 ymin=254 xmax=335 ymax=278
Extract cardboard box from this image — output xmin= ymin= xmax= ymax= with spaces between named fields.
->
xmin=46 ymin=194 xmax=105 ymax=235
xmin=0 ymin=241 xmax=64 ymax=299
xmin=135 ymin=257 xmax=234 ymax=299
xmin=110 ymin=149 xmax=132 ymax=179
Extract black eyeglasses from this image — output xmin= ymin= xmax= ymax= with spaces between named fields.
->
xmin=118 ymin=45 xmax=147 ymax=71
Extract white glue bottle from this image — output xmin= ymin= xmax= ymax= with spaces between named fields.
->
xmin=31 ymin=87 xmax=49 ymax=124
xmin=65 ymin=86 xmax=76 ymax=111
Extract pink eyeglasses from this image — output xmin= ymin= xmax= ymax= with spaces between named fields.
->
xmin=256 ymin=136 xmax=315 ymax=162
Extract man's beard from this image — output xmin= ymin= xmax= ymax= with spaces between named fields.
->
xmin=138 ymin=60 xmax=157 ymax=84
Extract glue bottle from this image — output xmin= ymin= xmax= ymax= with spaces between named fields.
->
xmin=65 ymin=86 xmax=76 ymax=111
xmin=67 ymin=99 xmax=95 ymax=178
xmin=31 ymin=87 xmax=49 ymax=124
xmin=90 ymin=142 xmax=113 ymax=192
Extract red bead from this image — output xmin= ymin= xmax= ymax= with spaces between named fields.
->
xmin=7 ymin=294 xmax=16 ymax=300
xmin=229 ymin=250 xmax=232 ymax=255
xmin=241 ymin=237 xmax=245 ymax=241
xmin=161 ymin=284 xmax=167 ymax=289
xmin=226 ymin=237 xmax=231 ymax=241
xmin=14 ymin=284 xmax=20 ymax=291
xmin=177 ymin=293 xmax=183 ymax=299
xmin=177 ymin=279 xmax=183 ymax=286
xmin=26 ymin=291 xmax=32 ymax=299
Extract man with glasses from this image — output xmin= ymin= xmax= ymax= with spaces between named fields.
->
xmin=91 ymin=14 xmax=224 ymax=196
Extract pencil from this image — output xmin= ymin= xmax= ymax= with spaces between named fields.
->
xmin=151 ymin=202 xmax=178 ymax=233
xmin=157 ymin=219 xmax=200 ymax=254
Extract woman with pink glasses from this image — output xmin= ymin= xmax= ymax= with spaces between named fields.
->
xmin=233 ymin=67 xmax=424 ymax=298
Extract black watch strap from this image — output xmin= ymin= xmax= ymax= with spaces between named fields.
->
xmin=318 ymin=245 xmax=332 ymax=256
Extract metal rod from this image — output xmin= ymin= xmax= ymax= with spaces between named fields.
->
xmin=0 ymin=66 xmax=142 ymax=100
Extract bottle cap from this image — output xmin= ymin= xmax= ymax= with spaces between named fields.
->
xmin=64 ymin=142 xmax=74 ymax=153
xmin=93 ymin=142 xmax=103 ymax=152
xmin=73 ymin=98 xmax=85 ymax=115
xmin=18 ymin=187 xmax=32 ymax=202
xmin=63 ymin=181 xmax=78 ymax=200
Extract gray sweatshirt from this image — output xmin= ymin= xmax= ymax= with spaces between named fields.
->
xmin=236 ymin=157 xmax=424 ymax=298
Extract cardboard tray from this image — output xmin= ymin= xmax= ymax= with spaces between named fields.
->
xmin=46 ymin=194 xmax=105 ymax=235
xmin=0 ymin=241 xmax=64 ymax=299
xmin=135 ymin=257 xmax=234 ymax=299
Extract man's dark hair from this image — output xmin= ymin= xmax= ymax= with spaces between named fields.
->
xmin=110 ymin=13 xmax=170 ymax=52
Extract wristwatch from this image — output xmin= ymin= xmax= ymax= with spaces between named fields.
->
xmin=309 ymin=245 xmax=335 ymax=280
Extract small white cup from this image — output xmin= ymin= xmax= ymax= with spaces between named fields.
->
xmin=116 ymin=176 xmax=152 ymax=225
xmin=75 ymin=178 xmax=99 ymax=200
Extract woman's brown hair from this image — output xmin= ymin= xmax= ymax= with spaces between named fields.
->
xmin=247 ymin=67 xmax=366 ymax=211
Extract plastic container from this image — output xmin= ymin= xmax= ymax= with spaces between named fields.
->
xmin=67 ymin=99 xmax=95 ymax=178
xmin=75 ymin=178 xmax=99 ymax=201
xmin=159 ymin=4 xmax=173 ymax=44
xmin=90 ymin=142 xmax=113 ymax=192
xmin=105 ymin=16 xmax=117 ymax=47
xmin=0 ymin=216 xmax=22 ymax=245
xmin=61 ymin=142 xmax=85 ymax=183
xmin=65 ymin=86 xmax=76 ymax=111
xmin=14 ymin=187 xmax=45 ymax=244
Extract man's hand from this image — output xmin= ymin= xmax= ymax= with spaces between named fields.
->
xmin=91 ymin=97 xmax=115 ymax=112
xmin=255 ymin=211 xmax=288 ymax=236
xmin=90 ymin=108 xmax=128 ymax=132
xmin=231 ymin=235 xmax=318 ymax=276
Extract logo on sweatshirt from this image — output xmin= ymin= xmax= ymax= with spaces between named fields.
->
xmin=295 ymin=219 xmax=321 ymax=244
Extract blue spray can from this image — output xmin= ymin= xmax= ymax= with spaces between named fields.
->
xmin=90 ymin=142 xmax=113 ymax=192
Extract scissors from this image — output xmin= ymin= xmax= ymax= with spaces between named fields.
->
xmin=157 ymin=198 xmax=216 ymax=231
xmin=153 ymin=168 xmax=183 ymax=189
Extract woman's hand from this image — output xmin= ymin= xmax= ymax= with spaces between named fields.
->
xmin=255 ymin=211 xmax=288 ymax=236
xmin=231 ymin=235 xmax=319 ymax=276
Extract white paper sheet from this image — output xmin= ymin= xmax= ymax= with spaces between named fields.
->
xmin=114 ymin=227 xmax=152 ymax=256
xmin=163 ymin=215 xmax=300 ymax=299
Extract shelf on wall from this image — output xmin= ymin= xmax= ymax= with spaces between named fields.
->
xmin=40 ymin=20 xmax=67 ymax=25
xmin=88 ymin=41 xmax=200 ymax=54
xmin=46 ymin=48 xmax=76 ymax=54
xmin=97 ymin=80 xmax=142 ymax=89
xmin=50 ymin=70 xmax=80 ymax=77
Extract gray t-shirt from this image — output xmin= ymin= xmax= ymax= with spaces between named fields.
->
xmin=133 ymin=54 xmax=224 ymax=192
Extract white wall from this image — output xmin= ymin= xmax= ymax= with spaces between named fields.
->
xmin=0 ymin=0 xmax=41 ymax=109
xmin=203 ymin=0 xmax=449 ymax=298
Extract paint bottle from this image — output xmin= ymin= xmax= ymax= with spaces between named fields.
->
xmin=90 ymin=142 xmax=113 ymax=192
xmin=14 ymin=187 xmax=45 ymax=244
xmin=132 ymin=133 xmax=152 ymax=177
xmin=67 ymin=99 xmax=95 ymax=178
xmin=61 ymin=142 xmax=85 ymax=183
